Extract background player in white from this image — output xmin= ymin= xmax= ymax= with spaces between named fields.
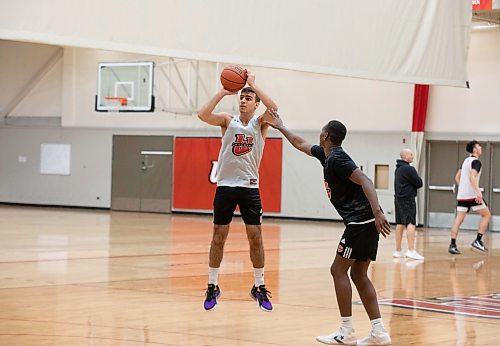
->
xmin=449 ymin=140 xmax=491 ymax=255
xmin=198 ymin=72 xmax=278 ymax=311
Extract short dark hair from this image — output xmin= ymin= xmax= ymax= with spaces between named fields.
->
xmin=240 ymin=87 xmax=260 ymax=102
xmin=325 ymin=120 xmax=347 ymax=145
xmin=466 ymin=140 xmax=479 ymax=153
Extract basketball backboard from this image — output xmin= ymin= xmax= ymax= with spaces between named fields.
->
xmin=95 ymin=62 xmax=154 ymax=112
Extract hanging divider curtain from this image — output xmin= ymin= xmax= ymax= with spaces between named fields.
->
xmin=0 ymin=0 xmax=471 ymax=87
xmin=410 ymin=83 xmax=429 ymax=224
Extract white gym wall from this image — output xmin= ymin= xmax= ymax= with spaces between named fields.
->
xmin=1 ymin=1 xmax=499 ymax=224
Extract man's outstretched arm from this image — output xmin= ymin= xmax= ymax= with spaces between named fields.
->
xmin=265 ymin=111 xmax=313 ymax=156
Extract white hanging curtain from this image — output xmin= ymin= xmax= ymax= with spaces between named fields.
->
xmin=0 ymin=0 xmax=471 ymax=86
xmin=411 ymin=131 xmax=425 ymax=173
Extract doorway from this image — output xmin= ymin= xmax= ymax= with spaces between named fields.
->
xmin=426 ymin=140 xmax=498 ymax=230
xmin=111 ymin=135 xmax=173 ymax=213
xmin=490 ymin=143 xmax=500 ymax=230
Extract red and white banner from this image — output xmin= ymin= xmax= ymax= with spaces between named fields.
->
xmin=411 ymin=84 xmax=429 ymax=172
xmin=472 ymin=0 xmax=492 ymax=10
xmin=173 ymin=137 xmax=282 ymax=212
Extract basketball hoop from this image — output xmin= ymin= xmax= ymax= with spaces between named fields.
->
xmin=104 ymin=97 xmax=128 ymax=106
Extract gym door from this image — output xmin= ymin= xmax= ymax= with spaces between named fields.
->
xmin=491 ymin=143 xmax=500 ymax=230
xmin=426 ymin=141 xmax=491 ymax=230
xmin=111 ymin=135 xmax=173 ymax=213
xmin=426 ymin=141 xmax=459 ymax=228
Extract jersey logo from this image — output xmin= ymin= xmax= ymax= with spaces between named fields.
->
xmin=324 ymin=180 xmax=332 ymax=199
xmin=232 ymin=134 xmax=254 ymax=156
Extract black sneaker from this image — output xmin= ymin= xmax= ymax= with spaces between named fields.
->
xmin=448 ymin=244 xmax=461 ymax=255
xmin=250 ymin=285 xmax=273 ymax=311
xmin=204 ymin=284 xmax=220 ymax=311
xmin=471 ymin=239 xmax=488 ymax=253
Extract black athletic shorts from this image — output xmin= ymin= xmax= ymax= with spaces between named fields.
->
xmin=457 ymin=198 xmax=487 ymax=212
xmin=395 ymin=198 xmax=416 ymax=226
xmin=337 ymin=221 xmax=379 ymax=261
xmin=213 ymin=186 xmax=263 ymax=225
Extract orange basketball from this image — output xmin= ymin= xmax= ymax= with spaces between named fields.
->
xmin=220 ymin=65 xmax=247 ymax=92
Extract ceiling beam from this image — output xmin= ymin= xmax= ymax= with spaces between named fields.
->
xmin=1 ymin=48 xmax=63 ymax=121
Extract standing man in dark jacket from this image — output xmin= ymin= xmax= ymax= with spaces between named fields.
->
xmin=393 ymin=149 xmax=424 ymax=260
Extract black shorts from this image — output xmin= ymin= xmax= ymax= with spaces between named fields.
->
xmin=213 ymin=186 xmax=263 ymax=225
xmin=395 ymin=198 xmax=416 ymax=226
xmin=457 ymin=199 xmax=487 ymax=212
xmin=337 ymin=222 xmax=379 ymax=261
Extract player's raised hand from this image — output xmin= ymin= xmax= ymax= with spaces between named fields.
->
xmin=246 ymin=71 xmax=255 ymax=86
xmin=220 ymin=88 xmax=237 ymax=96
xmin=264 ymin=108 xmax=284 ymax=129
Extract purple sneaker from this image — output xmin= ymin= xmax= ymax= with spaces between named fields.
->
xmin=204 ymin=284 xmax=220 ymax=311
xmin=250 ymin=285 xmax=273 ymax=311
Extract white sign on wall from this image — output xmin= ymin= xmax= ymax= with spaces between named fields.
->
xmin=40 ymin=144 xmax=71 ymax=175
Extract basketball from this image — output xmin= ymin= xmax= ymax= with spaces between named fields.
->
xmin=220 ymin=65 xmax=247 ymax=92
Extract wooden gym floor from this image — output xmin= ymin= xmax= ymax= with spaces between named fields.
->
xmin=0 ymin=205 xmax=499 ymax=345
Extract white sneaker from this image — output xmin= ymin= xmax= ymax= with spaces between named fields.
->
xmin=357 ymin=330 xmax=391 ymax=345
xmin=471 ymin=239 xmax=488 ymax=253
xmin=405 ymin=250 xmax=424 ymax=260
xmin=392 ymin=250 xmax=405 ymax=258
xmin=316 ymin=327 xmax=357 ymax=345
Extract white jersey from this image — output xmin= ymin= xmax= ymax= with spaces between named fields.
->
xmin=216 ymin=115 xmax=264 ymax=188
xmin=457 ymin=155 xmax=481 ymax=200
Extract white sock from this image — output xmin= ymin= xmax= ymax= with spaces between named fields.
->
xmin=340 ymin=316 xmax=353 ymax=331
xmin=370 ymin=318 xmax=386 ymax=332
xmin=254 ymin=267 xmax=264 ymax=287
xmin=208 ymin=267 xmax=219 ymax=286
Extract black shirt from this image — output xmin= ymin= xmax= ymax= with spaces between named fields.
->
xmin=394 ymin=159 xmax=422 ymax=199
xmin=311 ymin=145 xmax=374 ymax=225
